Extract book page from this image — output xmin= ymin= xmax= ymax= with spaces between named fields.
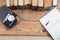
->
xmin=39 ymin=8 xmax=60 ymax=40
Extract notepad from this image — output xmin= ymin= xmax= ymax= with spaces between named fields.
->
xmin=39 ymin=8 xmax=60 ymax=40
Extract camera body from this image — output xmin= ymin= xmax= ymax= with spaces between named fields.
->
xmin=0 ymin=6 xmax=18 ymax=29
xmin=3 ymin=12 xmax=18 ymax=28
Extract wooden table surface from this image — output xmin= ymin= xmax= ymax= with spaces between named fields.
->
xmin=0 ymin=0 xmax=59 ymax=38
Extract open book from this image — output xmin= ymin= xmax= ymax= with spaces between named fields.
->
xmin=39 ymin=8 xmax=60 ymax=40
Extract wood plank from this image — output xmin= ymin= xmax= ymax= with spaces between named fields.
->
xmin=0 ymin=36 xmax=53 ymax=40
xmin=13 ymin=10 xmax=48 ymax=21
xmin=0 ymin=21 xmax=49 ymax=36
xmin=0 ymin=0 xmax=59 ymax=37
xmin=13 ymin=8 xmax=60 ymax=21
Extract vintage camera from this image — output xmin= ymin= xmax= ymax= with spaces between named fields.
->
xmin=0 ymin=6 xmax=19 ymax=29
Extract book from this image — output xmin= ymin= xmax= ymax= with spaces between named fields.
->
xmin=39 ymin=8 xmax=60 ymax=40
xmin=14 ymin=0 xmax=18 ymax=6
xmin=38 ymin=0 xmax=44 ymax=8
xmin=18 ymin=0 xmax=24 ymax=6
xmin=24 ymin=0 xmax=31 ymax=9
xmin=6 ymin=0 xmax=10 ymax=6
xmin=37 ymin=0 xmax=53 ymax=11
xmin=32 ymin=0 xmax=38 ymax=10
xmin=10 ymin=0 xmax=14 ymax=6
xmin=44 ymin=0 xmax=52 ymax=9
xmin=24 ymin=0 xmax=31 ymax=5
xmin=37 ymin=0 xmax=44 ymax=11
xmin=53 ymin=0 xmax=58 ymax=7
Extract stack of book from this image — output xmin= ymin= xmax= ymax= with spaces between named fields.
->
xmin=5 ymin=0 xmax=58 ymax=10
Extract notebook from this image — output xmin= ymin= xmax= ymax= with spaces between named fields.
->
xmin=39 ymin=8 xmax=60 ymax=40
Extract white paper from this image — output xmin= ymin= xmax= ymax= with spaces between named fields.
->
xmin=39 ymin=8 xmax=60 ymax=40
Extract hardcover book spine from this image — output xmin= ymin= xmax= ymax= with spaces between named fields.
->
xmin=32 ymin=0 xmax=38 ymax=10
xmin=18 ymin=0 xmax=24 ymax=9
xmin=53 ymin=0 xmax=58 ymax=7
xmin=37 ymin=0 xmax=44 ymax=11
xmin=9 ymin=0 xmax=14 ymax=9
xmin=44 ymin=0 xmax=52 ymax=10
xmin=13 ymin=0 xmax=18 ymax=9
xmin=10 ymin=0 xmax=14 ymax=6
xmin=6 ymin=0 xmax=10 ymax=7
xmin=24 ymin=0 xmax=31 ymax=9
xmin=14 ymin=0 xmax=18 ymax=6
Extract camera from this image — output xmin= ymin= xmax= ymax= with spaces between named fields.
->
xmin=0 ymin=6 xmax=19 ymax=29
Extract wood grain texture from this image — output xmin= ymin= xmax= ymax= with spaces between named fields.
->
xmin=44 ymin=0 xmax=52 ymax=8
xmin=0 ymin=36 xmax=53 ymax=40
xmin=0 ymin=0 xmax=59 ymax=37
xmin=0 ymin=21 xmax=49 ymax=36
